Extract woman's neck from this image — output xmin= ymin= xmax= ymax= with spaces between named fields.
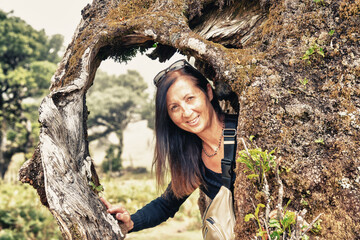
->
xmin=198 ymin=113 xmax=224 ymax=150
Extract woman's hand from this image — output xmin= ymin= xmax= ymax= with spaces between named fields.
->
xmin=100 ymin=197 xmax=134 ymax=231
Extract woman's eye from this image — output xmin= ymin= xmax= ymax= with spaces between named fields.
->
xmin=187 ymin=96 xmax=194 ymax=102
xmin=170 ymin=105 xmax=178 ymax=111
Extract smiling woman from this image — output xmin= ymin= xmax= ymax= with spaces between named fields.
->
xmin=101 ymin=58 xmax=238 ymax=240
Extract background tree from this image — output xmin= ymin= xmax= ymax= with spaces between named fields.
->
xmin=19 ymin=0 xmax=360 ymax=239
xmin=87 ymin=69 xmax=148 ymax=173
xmin=140 ymin=97 xmax=155 ymax=130
xmin=0 ymin=9 xmax=63 ymax=177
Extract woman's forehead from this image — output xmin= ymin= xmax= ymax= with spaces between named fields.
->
xmin=169 ymin=76 xmax=198 ymax=92
xmin=166 ymin=78 xmax=198 ymax=100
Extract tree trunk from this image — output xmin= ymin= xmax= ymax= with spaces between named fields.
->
xmin=19 ymin=0 xmax=359 ymax=239
xmin=0 ymin=129 xmax=6 ymax=178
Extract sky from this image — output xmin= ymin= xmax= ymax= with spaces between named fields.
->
xmin=0 ymin=0 xmax=184 ymax=93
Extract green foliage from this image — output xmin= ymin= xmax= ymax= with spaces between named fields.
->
xmin=0 ymin=10 xmax=61 ymax=72
xmin=28 ymin=61 xmax=57 ymax=96
xmin=268 ymin=210 xmax=297 ymax=239
xmin=87 ymin=70 xmax=150 ymax=170
xmin=1 ymin=175 xmax=201 ymax=239
xmin=89 ymin=181 xmax=104 ymax=193
xmin=0 ymin=10 xmax=62 ymax=177
xmin=238 ymin=139 xmax=322 ymax=239
xmin=328 ymin=30 xmax=335 ymax=36
xmin=245 ymin=203 xmax=266 ymax=237
xmin=101 ymin=145 xmax=122 ymax=173
xmin=98 ymin=44 xmax=150 ymax=64
xmin=237 ymin=144 xmax=276 ymax=189
xmin=301 ymin=43 xmax=325 ymax=64
xmin=310 ymin=219 xmax=322 ymax=234
xmin=87 ymin=70 xmax=148 ymax=131
xmin=314 ymin=138 xmax=324 ymax=144
xmin=299 ymin=77 xmax=309 ymax=86
xmin=140 ymin=97 xmax=155 ymax=130
xmin=101 ymin=175 xmax=201 ymax=230
xmin=0 ymin=182 xmax=62 ymax=239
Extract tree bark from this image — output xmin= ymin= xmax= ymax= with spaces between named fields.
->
xmin=19 ymin=0 xmax=359 ymax=239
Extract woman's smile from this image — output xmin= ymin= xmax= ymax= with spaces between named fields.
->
xmin=186 ymin=115 xmax=200 ymax=126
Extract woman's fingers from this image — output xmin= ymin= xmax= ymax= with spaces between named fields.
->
xmin=100 ymin=197 xmax=126 ymax=215
xmin=116 ymin=212 xmax=134 ymax=230
xmin=99 ymin=197 xmax=112 ymax=209
xmin=107 ymin=205 xmax=126 ymax=214
xmin=115 ymin=211 xmax=130 ymax=222
xmin=99 ymin=197 xmax=134 ymax=231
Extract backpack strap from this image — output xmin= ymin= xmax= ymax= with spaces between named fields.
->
xmin=221 ymin=114 xmax=238 ymax=191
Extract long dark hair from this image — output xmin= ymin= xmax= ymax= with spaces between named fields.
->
xmin=153 ymin=63 xmax=222 ymax=198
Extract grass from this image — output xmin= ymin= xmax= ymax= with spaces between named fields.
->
xmin=0 ymin=181 xmax=62 ymax=240
xmin=100 ymin=171 xmax=202 ymax=239
xmin=0 ymin=171 xmax=202 ymax=240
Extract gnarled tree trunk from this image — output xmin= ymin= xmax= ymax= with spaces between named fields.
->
xmin=19 ymin=0 xmax=359 ymax=239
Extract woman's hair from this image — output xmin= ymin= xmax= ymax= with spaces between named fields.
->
xmin=153 ymin=64 xmax=222 ymax=198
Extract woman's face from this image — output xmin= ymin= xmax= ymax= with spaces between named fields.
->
xmin=166 ymin=75 xmax=215 ymax=135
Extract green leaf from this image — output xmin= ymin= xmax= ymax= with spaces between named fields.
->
xmin=307 ymin=48 xmax=314 ymax=55
xmin=255 ymin=204 xmax=265 ymax=217
xmin=317 ymin=48 xmax=325 ymax=57
xmin=311 ymin=219 xmax=322 ymax=234
xmin=89 ymin=181 xmax=96 ymax=189
xmin=301 ymin=235 xmax=310 ymax=240
xmin=95 ymin=185 xmax=104 ymax=192
xmin=284 ymin=199 xmax=291 ymax=212
xmin=300 ymin=77 xmax=309 ymax=86
xmin=256 ymin=230 xmax=267 ymax=237
xmin=281 ymin=211 xmax=296 ymax=230
xmin=270 ymin=231 xmax=281 ymax=240
xmin=269 ymin=219 xmax=281 ymax=229
xmin=247 ymin=174 xmax=259 ymax=180
xmin=249 ymin=135 xmax=255 ymax=142
xmin=245 ymin=214 xmax=255 ymax=222
xmin=329 ymin=30 xmax=335 ymax=36
xmin=315 ymin=138 xmax=324 ymax=144
xmin=301 ymin=54 xmax=309 ymax=60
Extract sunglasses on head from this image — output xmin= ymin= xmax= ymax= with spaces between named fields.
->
xmin=153 ymin=59 xmax=193 ymax=87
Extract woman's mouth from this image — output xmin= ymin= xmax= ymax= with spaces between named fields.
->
xmin=187 ymin=116 xmax=200 ymax=126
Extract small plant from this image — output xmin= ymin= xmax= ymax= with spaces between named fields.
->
xmin=268 ymin=209 xmax=297 ymax=239
xmin=238 ymin=138 xmax=323 ymax=240
xmin=238 ymin=139 xmax=276 ymax=189
xmin=89 ymin=181 xmax=104 ymax=193
xmin=301 ymin=43 xmax=325 ymax=64
xmin=245 ymin=203 xmax=267 ymax=237
xmin=315 ymin=138 xmax=324 ymax=144
xmin=299 ymin=77 xmax=309 ymax=86
xmin=310 ymin=219 xmax=322 ymax=234
xmin=328 ymin=30 xmax=335 ymax=36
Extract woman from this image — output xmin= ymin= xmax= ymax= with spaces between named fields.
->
xmin=101 ymin=59 xmax=232 ymax=233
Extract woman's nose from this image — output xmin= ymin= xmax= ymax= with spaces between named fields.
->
xmin=182 ymin=105 xmax=192 ymax=117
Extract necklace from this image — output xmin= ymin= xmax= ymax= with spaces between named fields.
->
xmin=202 ymin=120 xmax=224 ymax=158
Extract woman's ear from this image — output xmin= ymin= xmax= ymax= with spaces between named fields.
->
xmin=206 ymin=83 xmax=214 ymax=101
